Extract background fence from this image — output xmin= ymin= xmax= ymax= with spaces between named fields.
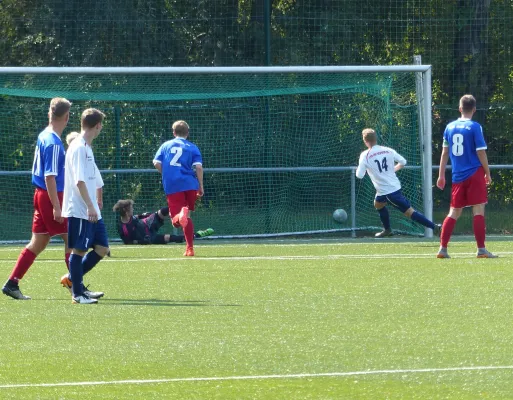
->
xmin=0 ymin=0 xmax=512 ymax=237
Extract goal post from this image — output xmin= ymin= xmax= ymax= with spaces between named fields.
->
xmin=0 ymin=65 xmax=432 ymax=241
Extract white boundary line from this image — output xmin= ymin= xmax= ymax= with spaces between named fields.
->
xmin=0 ymin=235 xmax=512 ymax=251
xmin=0 ymin=252 xmax=509 ymax=263
xmin=1 ymin=366 xmax=513 ymax=389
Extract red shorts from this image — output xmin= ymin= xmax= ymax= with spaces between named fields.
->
xmin=451 ymin=167 xmax=488 ymax=208
xmin=166 ymin=190 xmax=198 ymax=217
xmin=32 ymin=188 xmax=67 ymax=236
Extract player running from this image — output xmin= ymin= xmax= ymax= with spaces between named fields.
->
xmin=356 ymin=128 xmax=440 ymax=238
xmin=153 ymin=120 xmax=204 ymax=256
xmin=436 ymin=95 xmax=497 ymax=259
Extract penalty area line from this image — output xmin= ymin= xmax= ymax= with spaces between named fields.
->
xmin=1 ymin=365 xmax=513 ymax=389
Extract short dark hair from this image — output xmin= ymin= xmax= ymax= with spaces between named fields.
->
xmin=113 ymin=199 xmax=134 ymax=217
xmin=81 ymin=108 xmax=106 ymax=129
xmin=50 ymin=98 xmax=71 ymax=119
xmin=460 ymin=95 xmax=476 ymax=113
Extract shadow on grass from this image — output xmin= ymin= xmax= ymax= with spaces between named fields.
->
xmin=99 ymin=298 xmax=242 ymax=307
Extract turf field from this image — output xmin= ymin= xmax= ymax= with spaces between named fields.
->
xmin=0 ymin=238 xmax=512 ymax=399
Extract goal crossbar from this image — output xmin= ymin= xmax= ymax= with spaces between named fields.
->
xmin=0 ymin=65 xmax=432 ymax=75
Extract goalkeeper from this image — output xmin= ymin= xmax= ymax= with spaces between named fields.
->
xmin=113 ymin=199 xmax=213 ymax=245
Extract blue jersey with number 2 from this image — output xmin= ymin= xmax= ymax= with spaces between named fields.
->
xmin=443 ymin=118 xmax=487 ymax=183
xmin=153 ymin=137 xmax=203 ymax=195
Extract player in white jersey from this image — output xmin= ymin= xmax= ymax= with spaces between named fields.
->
xmin=62 ymin=109 xmax=110 ymax=304
xmin=356 ymin=128 xmax=439 ymax=237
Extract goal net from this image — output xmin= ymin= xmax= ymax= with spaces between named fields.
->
xmin=0 ymin=66 xmax=432 ymax=241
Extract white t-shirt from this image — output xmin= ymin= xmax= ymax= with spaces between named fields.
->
xmin=62 ymin=137 xmax=102 ymax=220
xmin=356 ymin=145 xmax=407 ymax=196
xmin=95 ymin=164 xmax=104 ymax=189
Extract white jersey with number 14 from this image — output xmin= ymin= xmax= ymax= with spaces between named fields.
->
xmin=356 ymin=145 xmax=407 ymax=196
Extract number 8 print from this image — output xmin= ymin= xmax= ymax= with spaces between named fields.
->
xmin=452 ymin=133 xmax=464 ymax=156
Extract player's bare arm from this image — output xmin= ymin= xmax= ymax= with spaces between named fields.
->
xmin=355 ymin=154 xmax=367 ymax=179
xmin=96 ymin=187 xmax=103 ymax=210
xmin=394 ymin=163 xmax=405 ymax=173
xmin=195 ymin=164 xmax=204 ymax=196
xmin=153 ymin=160 xmax=162 ymax=174
xmin=476 ymin=149 xmax=492 ymax=185
xmin=437 ymin=147 xmax=450 ymax=190
xmin=76 ymin=181 xmax=98 ymax=222
xmin=44 ymin=175 xmax=63 ymax=223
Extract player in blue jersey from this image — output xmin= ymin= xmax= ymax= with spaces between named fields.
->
xmin=113 ymin=199 xmax=214 ymax=244
xmin=356 ymin=128 xmax=439 ymax=237
xmin=436 ymin=95 xmax=496 ymax=259
xmin=153 ymin=120 xmax=204 ymax=256
xmin=2 ymin=98 xmax=72 ymax=300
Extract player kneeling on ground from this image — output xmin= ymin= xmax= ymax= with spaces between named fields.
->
xmin=113 ymin=199 xmax=214 ymax=245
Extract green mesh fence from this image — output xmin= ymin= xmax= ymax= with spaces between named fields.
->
xmin=1 ymin=0 xmax=513 ymax=236
xmin=0 ymin=70 xmax=425 ymax=241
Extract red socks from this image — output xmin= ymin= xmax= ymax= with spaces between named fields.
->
xmin=440 ymin=217 xmax=457 ymax=248
xmin=440 ymin=215 xmax=486 ymax=249
xmin=183 ymin=218 xmax=194 ymax=249
xmin=9 ymin=248 xmax=37 ymax=283
xmin=473 ymin=215 xmax=486 ymax=248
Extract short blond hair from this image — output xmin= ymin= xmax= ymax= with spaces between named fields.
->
xmin=362 ymin=128 xmax=377 ymax=144
xmin=49 ymin=98 xmax=72 ymax=120
xmin=65 ymin=131 xmax=80 ymax=145
xmin=172 ymin=120 xmax=189 ymax=137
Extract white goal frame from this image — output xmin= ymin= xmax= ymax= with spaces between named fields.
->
xmin=0 ymin=65 xmax=433 ymax=239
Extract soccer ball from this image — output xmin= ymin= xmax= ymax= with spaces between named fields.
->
xmin=332 ymin=208 xmax=348 ymax=223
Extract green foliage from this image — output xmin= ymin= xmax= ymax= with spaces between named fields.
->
xmin=0 ymin=0 xmax=513 ymax=229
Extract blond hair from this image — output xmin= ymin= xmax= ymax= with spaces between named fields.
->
xmin=362 ymin=128 xmax=377 ymax=144
xmin=49 ymin=98 xmax=72 ymax=120
xmin=65 ymin=131 xmax=80 ymax=146
xmin=172 ymin=120 xmax=189 ymax=137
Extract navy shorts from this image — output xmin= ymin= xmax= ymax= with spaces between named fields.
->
xmin=375 ymin=189 xmax=411 ymax=213
xmin=68 ymin=217 xmax=109 ymax=251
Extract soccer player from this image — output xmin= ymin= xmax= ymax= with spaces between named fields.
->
xmin=356 ymin=128 xmax=440 ymax=238
xmin=113 ymin=199 xmax=214 ymax=245
xmin=2 ymin=98 xmax=72 ymax=300
xmin=436 ymin=95 xmax=496 ymax=259
xmin=61 ymin=109 xmax=110 ymax=304
xmin=153 ymin=120 xmax=204 ymax=256
xmin=66 ymin=131 xmax=105 ymax=211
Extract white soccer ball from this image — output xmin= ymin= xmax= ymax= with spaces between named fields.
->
xmin=333 ymin=208 xmax=348 ymax=223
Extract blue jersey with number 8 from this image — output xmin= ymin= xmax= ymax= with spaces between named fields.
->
xmin=153 ymin=137 xmax=203 ymax=195
xmin=443 ymin=118 xmax=487 ymax=183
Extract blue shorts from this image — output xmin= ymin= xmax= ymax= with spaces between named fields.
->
xmin=68 ymin=217 xmax=109 ymax=251
xmin=375 ymin=190 xmax=411 ymax=213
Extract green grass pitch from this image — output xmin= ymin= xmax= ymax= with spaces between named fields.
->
xmin=0 ymin=238 xmax=512 ymax=399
